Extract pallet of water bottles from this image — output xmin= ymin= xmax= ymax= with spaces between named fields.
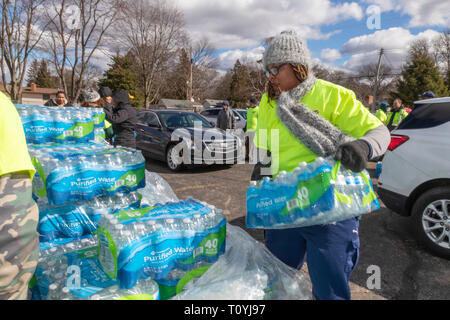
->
xmin=31 ymin=198 xmax=226 ymax=300
xmin=15 ymin=104 xmax=106 ymax=144
xmin=246 ymin=157 xmax=380 ymax=229
xmin=28 ymin=141 xmax=146 ymax=206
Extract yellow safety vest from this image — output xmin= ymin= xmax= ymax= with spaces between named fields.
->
xmin=255 ymin=79 xmax=383 ymax=177
xmin=0 ymin=92 xmax=35 ymax=179
xmin=375 ymin=109 xmax=387 ymax=123
xmin=246 ymin=106 xmax=259 ymax=132
xmin=385 ymin=109 xmax=409 ymax=127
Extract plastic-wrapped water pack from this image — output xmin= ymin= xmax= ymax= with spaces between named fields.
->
xmin=16 ymin=106 xmax=103 ymax=144
xmin=38 ymin=191 xmax=142 ymax=243
xmin=35 ymin=244 xmax=159 ymax=300
xmin=139 ymin=170 xmax=179 ymax=206
xmin=97 ymin=199 xmax=226 ymax=290
xmin=173 ymin=224 xmax=312 ymax=300
xmin=246 ymin=157 xmax=380 ymax=229
xmin=29 ymin=142 xmax=146 ymax=205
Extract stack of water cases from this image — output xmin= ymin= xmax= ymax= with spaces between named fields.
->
xmin=97 ymin=197 xmax=227 ymax=300
xmin=16 ymin=105 xmax=106 ymax=144
xmin=15 ymin=105 xmax=227 ymax=300
xmin=246 ymin=157 xmax=380 ymax=229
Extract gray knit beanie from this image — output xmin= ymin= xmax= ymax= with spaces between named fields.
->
xmin=263 ymin=30 xmax=311 ymax=70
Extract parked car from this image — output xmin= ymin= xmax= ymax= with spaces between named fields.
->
xmin=235 ymin=109 xmax=247 ymax=121
xmin=377 ymin=97 xmax=450 ymax=259
xmin=199 ymin=106 xmax=246 ymax=130
xmin=136 ymin=110 xmax=242 ymax=171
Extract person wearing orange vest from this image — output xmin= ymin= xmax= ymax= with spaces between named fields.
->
xmin=253 ymin=30 xmax=390 ymax=300
xmin=0 ymin=92 xmax=39 ymax=300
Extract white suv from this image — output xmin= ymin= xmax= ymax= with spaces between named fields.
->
xmin=377 ymin=97 xmax=450 ymax=259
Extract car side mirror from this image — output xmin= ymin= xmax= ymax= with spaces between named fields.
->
xmin=209 ymin=121 xmax=215 ymax=126
xmin=148 ymin=122 xmax=161 ymax=129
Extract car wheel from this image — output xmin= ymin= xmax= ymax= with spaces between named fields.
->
xmin=411 ymin=186 xmax=450 ymax=259
xmin=166 ymin=144 xmax=184 ymax=172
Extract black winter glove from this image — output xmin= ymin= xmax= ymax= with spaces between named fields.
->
xmin=334 ymin=139 xmax=370 ymax=172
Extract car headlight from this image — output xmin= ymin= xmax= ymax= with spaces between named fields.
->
xmin=184 ymin=139 xmax=195 ymax=149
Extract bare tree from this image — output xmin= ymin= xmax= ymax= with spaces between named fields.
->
xmin=432 ymin=30 xmax=450 ymax=84
xmin=40 ymin=0 xmax=122 ymax=103
xmin=188 ymin=36 xmax=219 ymax=101
xmin=240 ymin=57 xmax=266 ymax=99
xmin=115 ymin=0 xmax=186 ymax=107
xmin=0 ymin=0 xmax=48 ymax=103
xmin=357 ymin=63 xmax=394 ymax=103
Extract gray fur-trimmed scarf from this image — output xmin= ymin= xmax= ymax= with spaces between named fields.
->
xmin=276 ymin=72 xmax=355 ymax=157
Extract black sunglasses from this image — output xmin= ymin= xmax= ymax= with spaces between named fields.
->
xmin=264 ymin=63 xmax=289 ymax=78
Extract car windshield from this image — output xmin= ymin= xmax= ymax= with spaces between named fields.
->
xmin=237 ymin=110 xmax=247 ymax=119
xmin=158 ymin=113 xmax=213 ymax=128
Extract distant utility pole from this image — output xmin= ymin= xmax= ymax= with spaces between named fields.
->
xmin=187 ymin=47 xmax=193 ymax=102
xmin=372 ymin=48 xmax=384 ymax=112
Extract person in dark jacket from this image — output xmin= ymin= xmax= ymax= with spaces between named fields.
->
xmin=45 ymin=91 xmax=70 ymax=107
xmin=103 ymin=89 xmax=137 ymax=149
xmin=217 ymin=100 xmax=235 ymax=130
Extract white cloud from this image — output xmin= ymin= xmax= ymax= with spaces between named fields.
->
xmin=175 ymin=0 xmax=363 ymax=50
xmin=363 ymin=0 xmax=450 ymax=27
xmin=320 ymin=48 xmax=342 ymax=62
xmin=340 ymin=27 xmax=442 ymax=71
xmin=218 ymin=46 xmax=265 ymax=71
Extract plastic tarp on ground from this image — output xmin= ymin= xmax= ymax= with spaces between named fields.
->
xmin=173 ymin=223 xmax=312 ymax=300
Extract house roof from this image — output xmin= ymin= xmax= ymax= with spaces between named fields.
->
xmin=0 ymin=83 xmax=59 ymax=95
xmin=158 ymin=99 xmax=194 ymax=109
xmin=203 ymin=99 xmax=224 ymax=106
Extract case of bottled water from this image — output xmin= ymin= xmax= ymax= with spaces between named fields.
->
xmin=246 ymin=157 xmax=380 ymax=229
xmin=35 ymin=245 xmax=159 ymax=300
xmin=28 ymin=142 xmax=146 ymax=205
xmin=16 ymin=106 xmax=100 ymax=144
xmin=97 ymin=198 xmax=226 ymax=290
xmin=38 ymin=191 xmax=143 ymax=243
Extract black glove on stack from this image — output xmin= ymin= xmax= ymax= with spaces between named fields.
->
xmin=334 ymin=139 xmax=371 ymax=172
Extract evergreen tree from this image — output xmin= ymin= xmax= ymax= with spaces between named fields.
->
xmin=392 ymin=50 xmax=449 ymax=106
xmin=98 ymin=52 xmax=143 ymax=108
xmin=229 ymin=59 xmax=252 ymax=108
xmin=35 ymin=60 xmax=58 ymax=88
xmin=26 ymin=59 xmax=40 ymax=86
xmin=27 ymin=59 xmax=58 ymax=88
xmin=165 ymin=49 xmax=190 ymax=100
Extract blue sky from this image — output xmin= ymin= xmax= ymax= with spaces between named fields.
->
xmin=173 ymin=0 xmax=449 ymax=73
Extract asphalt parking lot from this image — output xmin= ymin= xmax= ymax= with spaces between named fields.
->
xmin=145 ymin=159 xmax=450 ymax=300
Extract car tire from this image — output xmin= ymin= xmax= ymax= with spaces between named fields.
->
xmin=411 ymin=186 xmax=450 ymax=259
xmin=166 ymin=144 xmax=184 ymax=172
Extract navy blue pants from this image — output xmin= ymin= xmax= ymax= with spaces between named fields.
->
xmin=265 ymin=217 xmax=360 ymax=300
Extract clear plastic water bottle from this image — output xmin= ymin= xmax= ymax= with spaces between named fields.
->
xmin=47 ymin=283 xmax=60 ymax=300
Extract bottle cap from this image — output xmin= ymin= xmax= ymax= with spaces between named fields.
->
xmin=49 ymin=284 xmax=58 ymax=290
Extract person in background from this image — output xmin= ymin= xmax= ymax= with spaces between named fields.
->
xmin=217 ymin=100 xmax=236 ymax=131
xmin=0 ymin=91 xmax=39 ymax=300
xmin=253 ymin=30 xmax=390 ymax=300
xmin=246 ymin=97 xmax=259 ymax=161
xmin=80 ymin=89 xmax=101 ymax=107
xmin=103 ymin=89 xmax=137 ymax=149
xmin=44 ymin=90 xmax=70 ymax=107
xmin=385 ymin=98 xmax=409 ymax=131
xmin=375 ymin=101 xmax=389 ymax=123
xmin=418 ymin=91 xmax=435 ymax=100
xmin=98 ymin=87 xmax=114 ymax=144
